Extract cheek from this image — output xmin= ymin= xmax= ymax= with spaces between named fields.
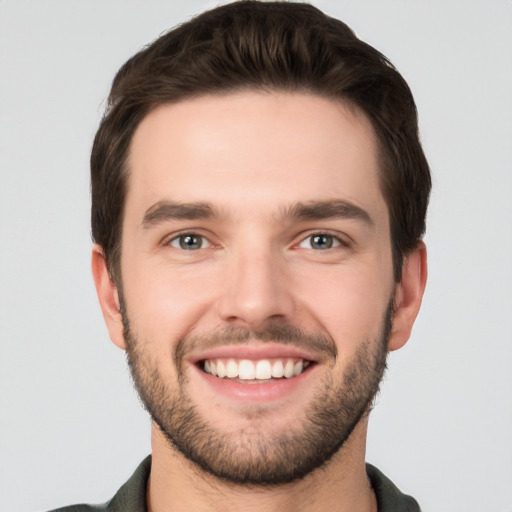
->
xmin=121 ymin=260 xmax=219 ymax=342
xmin=297 ymin=263 xmax=392 ymax=351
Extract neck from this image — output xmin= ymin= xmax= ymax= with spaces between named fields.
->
xmin=147 ymin=419 xmax=377 ymax=512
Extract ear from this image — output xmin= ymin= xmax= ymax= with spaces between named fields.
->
xmin=91 ymin=244 xmax=126 ymax=350
xmin=388 ymin=241 xmax=427 ymax=352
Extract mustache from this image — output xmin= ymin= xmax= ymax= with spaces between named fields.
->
xmin=174 ymin=324 xmax=338 ymax=369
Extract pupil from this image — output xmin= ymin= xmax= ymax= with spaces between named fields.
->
xmin=312 ymin=235 xmax=332 ymax=250
xmin=180 ymin=235 xmax=201 ymax=250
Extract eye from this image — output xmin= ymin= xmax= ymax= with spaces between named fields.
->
xmin=168 ymin=233 xmax=209 ymax=251
xmin=299 ymin=233 xmax=342 ymax=250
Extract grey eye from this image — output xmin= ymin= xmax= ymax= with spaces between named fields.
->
xmin=170 ymin=234 xmax=205 ymax=250
xmin=311 ymin=234 xmax=333 ymax=250
xmin=299 ymin=234 xmax=340 ymax=250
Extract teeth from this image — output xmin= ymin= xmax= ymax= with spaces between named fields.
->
xmin=283 ymin=359 xmax=295 ymax=378
xmin=239 ymin=360 xmax=255 ymax=380
xmin=271 ymin=360 xmax=284 ymax=378
xmin=202 ymin=358 xmax=309 ymax=380
xmin=226 ymin=359 xmax=238 ymax=378
xmin=216 ymin=360 xmax=226 ymax=378
xmin=255 ymin=360 xmax=272 ymax=379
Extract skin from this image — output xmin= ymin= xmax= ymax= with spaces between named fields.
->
xmin=92 ymin=91 xmax=427 ymax=512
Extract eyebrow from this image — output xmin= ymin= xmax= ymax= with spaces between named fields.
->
xmin=281 ymin=199 xmax=374 ymax=226
xmin=141 ymin=201 xmax=216 ymax=228
xmin=141 ymin=198 xmax=374 ymax=229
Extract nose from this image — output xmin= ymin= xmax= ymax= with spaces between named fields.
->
xmin=216 ymin=243 xmax=296 ymax=331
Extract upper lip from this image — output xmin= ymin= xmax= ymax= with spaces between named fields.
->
xmin=188 ymin=343 xmax=321 ymax=364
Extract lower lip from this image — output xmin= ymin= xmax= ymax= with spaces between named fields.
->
xmin=193 ymin=364 xmax=316 ymax=402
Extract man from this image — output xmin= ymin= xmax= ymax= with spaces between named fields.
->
xmin=53 ymin=1 xmax=430 ymax=510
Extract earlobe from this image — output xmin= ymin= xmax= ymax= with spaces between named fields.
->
xmin=91 ymin=244 xmax=127 ymax=350
xmin=388 ymin=241 xmax=427 ymax=351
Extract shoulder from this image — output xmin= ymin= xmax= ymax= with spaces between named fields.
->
xmin=366 ymin=463 xmax=421 ymax=512
xmin=45 ymin=456 xmax=151 ymax=512
xmin=47 ymin=506 xmax=108 ymax=512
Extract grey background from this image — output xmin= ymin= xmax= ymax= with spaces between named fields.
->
xmin=1 ymin=1 xmax=511 ymax=511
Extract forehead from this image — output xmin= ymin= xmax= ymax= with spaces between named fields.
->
xmin=125 ymin=91 xmax=387 ymax=226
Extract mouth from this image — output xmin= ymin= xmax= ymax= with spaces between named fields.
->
xmin=200 ymin=357 xmax=313 ymax=381
xmin=189 ymin=344 xmax=321 ymax=401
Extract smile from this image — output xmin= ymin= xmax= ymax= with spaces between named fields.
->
xmin=202 ymin=358 xmax=312 ymax=380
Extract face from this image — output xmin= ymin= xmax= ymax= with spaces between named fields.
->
xmin=98 ymin=92 xmax=410 ymax=484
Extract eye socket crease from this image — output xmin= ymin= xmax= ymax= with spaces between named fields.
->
xmin=142 ymin=199 xmax=372 ymax=256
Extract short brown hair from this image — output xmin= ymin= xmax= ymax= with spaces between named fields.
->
xmin=91 ymin=0 xmax=431 ymax=283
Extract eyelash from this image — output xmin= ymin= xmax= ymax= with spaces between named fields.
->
xmin=167 ymin=233 xmax=212 ymax=251
xmin=297 ymin=233 xmax=346 ymax=251
xmin=165 ymin=231 xmax=347 ymax=252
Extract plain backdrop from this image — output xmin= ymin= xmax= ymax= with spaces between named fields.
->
xmin=1 ymin=1 xmax=511 ymax=511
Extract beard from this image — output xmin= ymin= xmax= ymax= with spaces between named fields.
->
xmin=121 ymin=298 xmax=392 ymax=487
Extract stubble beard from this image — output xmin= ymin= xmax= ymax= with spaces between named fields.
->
xmin=121 ymin=298 xmax=392 ymax=487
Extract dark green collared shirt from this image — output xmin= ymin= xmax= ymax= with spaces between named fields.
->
xmin=49 ymin=456 xmax=420 ymax=512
